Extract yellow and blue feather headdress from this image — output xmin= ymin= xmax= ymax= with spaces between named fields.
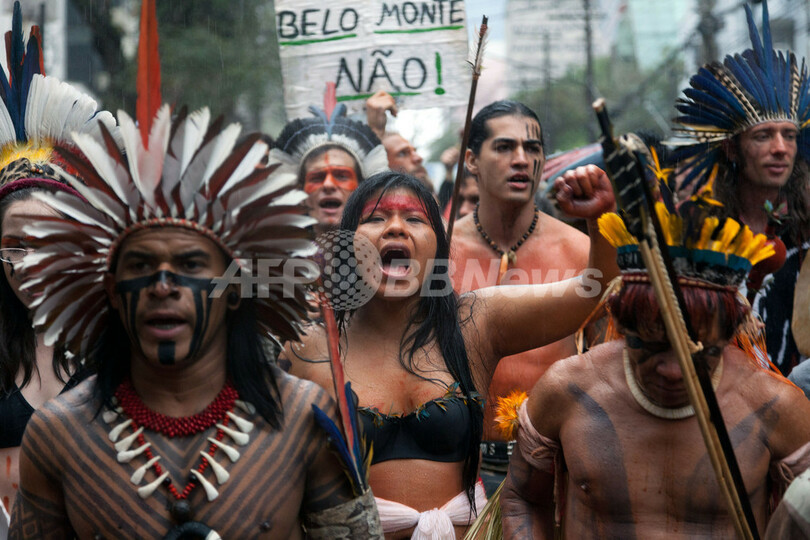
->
xmin=670 ymin=0 xmax=810 ymax=192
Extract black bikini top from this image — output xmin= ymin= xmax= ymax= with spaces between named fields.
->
xmin=0 ymin=371 xmax=87 ymax=448
xmin=358 ymin=385 xmax=482 ymax=464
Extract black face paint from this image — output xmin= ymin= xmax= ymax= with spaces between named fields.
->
xmin=158 ymin=341 xmax=176 ymax=365
xmin=4 ymin=260 xmax=14 ymax=277
xmin=115 ymin=270 xmax=216 ymax=364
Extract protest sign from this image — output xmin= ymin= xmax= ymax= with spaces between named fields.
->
xmin=275 ymin=0 xmax=470 ymax=118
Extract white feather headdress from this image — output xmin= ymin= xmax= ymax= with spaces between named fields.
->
xmin=20 ymin=105 xmax=316 ymax=356
xmin=271 ymin=103 xmax=389 ymax=181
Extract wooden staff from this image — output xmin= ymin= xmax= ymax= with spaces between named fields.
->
xmin=593 ymin=99 xmax=758 ymax=540
xmin=446 ymin=15 xmax=488 ymax=245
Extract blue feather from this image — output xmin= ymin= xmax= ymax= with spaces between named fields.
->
xmin=343 ymin=383 xmax=362 ymax=464
xmin=311 ymin=404 xmax=363 ymax=490
xmin=689 ymin=69 xmax=747 ymax=119
xmin=681 ymin=90 xmax=739 ymax=125
xmin=1 ymin=2 xmax=45 ymax=142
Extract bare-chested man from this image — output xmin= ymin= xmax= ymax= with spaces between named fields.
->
xmin=449 ymin=100 xmax=590 ymax=488
xmin=502 ymin=207 xmax=810 ymax=538
xmin=8 ymin=104 xmax=381 ymax=537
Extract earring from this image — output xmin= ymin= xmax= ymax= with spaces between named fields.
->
xmin=227 ymin=291 xmax=240 ymax=307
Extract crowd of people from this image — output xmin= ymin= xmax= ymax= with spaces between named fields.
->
xmin=1 ymin=0 xmax=809 ymax=539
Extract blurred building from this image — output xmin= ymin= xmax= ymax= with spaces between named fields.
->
xmin=505 ymin=0 xmax=810 ymax=94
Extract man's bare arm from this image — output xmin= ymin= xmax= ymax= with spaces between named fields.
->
xmin=502 ymin=447 xmax=556 ymax=539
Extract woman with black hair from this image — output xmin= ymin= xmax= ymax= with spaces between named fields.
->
xmin=285 ymin=167 xmax=617 ymax=539
xmin=0 ymin=11 xmax=119 ymax=521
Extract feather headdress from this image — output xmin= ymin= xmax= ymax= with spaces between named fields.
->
xmin=20 ymin=105 xmax=315 ymax=356
xmin=599 ymin=201 xmax=774 ymax=288
xmin=271 ymin=84 xmax=388 ymax=182
xmin=18 ymin=1 xmax=315 ymax=357
xmin=670 ymin=0 xmax=810 ymax=191
xmin=0 ymin=1 xmax=116 ymax=198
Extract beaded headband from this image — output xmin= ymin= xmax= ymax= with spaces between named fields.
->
xmin=669 ymin=0 xmax=810 ymax=192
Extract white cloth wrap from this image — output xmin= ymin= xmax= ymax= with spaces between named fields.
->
xmin=374 ymin=480 xmax=487 ymax=539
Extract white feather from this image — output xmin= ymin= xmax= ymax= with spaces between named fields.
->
xmin=69 ymin=131 xmax=135 ymax=212
xmin=217 ymin=141 xmax=269 ymax=197
xmin=201 ymin=123 xmax=242 ymax=187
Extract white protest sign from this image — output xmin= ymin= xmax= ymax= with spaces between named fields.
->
xmin=275 ymin=0 xmax=471 ymax=118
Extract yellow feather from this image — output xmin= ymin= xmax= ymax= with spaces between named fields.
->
xmin=696 ymin=217 xmax=719 ymax=249
xmin=0 ymin=141 xmax=54 ymax=172
xmin=748 ymin=245 xmax=776 ymax=266
xmin=716 ymin=219 xmax=741 ymax=251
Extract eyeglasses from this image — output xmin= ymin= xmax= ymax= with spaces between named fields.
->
xmin=0 ymin=248 xmax=33 ymax=264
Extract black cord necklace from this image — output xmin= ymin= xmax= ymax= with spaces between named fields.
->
xmin=473 ymin=204 xmax=539 ymax=264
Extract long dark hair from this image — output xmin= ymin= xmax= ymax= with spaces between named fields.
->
xmin=337 ymin=171 xmax=483 ymax=510
xmin=92 ymin=296 xmax=284 ymax=429
xmin=0 ymin=187 xmax=71 ymax=394
xmin=714 ymin=138 xmax=810 ymax=246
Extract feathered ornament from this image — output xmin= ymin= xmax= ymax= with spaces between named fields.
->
xmin=271 ymin=83 xmax=388 ymax=181
xmin=0 ymin=1 xmax=116 ymax=198
xmin=669 ymin=0 xmax=810 ymax=192
xmin=136 ymin=0 xmax=161 ymax=147
xmin=598 ymin=200 xmax=775 ymax=288
xmin=311 ymin=296 xmax=372 ymax=496
xmin=19 ymin=3 xmax=315 ymax=357
xmin=447 ymin=15 xmax=488 ymax=244
xmin=493 ymin=389 xmax=527 ymax=441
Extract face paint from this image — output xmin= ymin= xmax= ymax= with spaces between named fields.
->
xmin=158 ymin=341 xmax=176 ymax=365
xmin=361 ymin=193 xmax=428 ymax=221
xmin=304 ymin=153 xmax=359 ymax=194
xmin=115 ymin=270 xmax=215 ymax=364
xmin=4 ymin=260 xmax=13 ymax=277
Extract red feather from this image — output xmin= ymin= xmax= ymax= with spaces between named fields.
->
xmin=29 ymin=26 xmax=44 ymax=75
xmin=137 ymin=0 xmax=161 ymax=147
xmin=319 ymin=298 xmax=358 ymax=461
xmin=324 ymin=82 xmax=337 ymax=121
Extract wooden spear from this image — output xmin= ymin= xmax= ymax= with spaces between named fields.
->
xmin=446 ymin=15 xmax=488 ymax=245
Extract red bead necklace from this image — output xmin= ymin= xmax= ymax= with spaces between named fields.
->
xmin=115 ymin=379 xmax=238 ymax=437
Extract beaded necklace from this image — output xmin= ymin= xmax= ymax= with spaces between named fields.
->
xmin=473 ymin=204 xmax=539 ymax=284
xmin=106 ymin=380 xmax=255 ymax=524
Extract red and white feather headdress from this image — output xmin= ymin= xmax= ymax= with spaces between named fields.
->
xmin=19 ymin=1 xmax=315 ymax=357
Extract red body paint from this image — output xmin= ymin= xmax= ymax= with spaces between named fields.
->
xmin=362 ymin=194 xmax=428 ymax=219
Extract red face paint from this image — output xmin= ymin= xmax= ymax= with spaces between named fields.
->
xmin=303 ymin=154 xmax=358 ymax=194
xmin=5 ymin=456 xmax=9 ymax=477
xmin=361 ymin=193 xmax=428 ymax=220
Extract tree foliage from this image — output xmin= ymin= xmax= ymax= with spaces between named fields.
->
xmin=514 ymin=53 xmax=685 ymax=153
xmin=69 ymin=0 xmax=284 ymax=131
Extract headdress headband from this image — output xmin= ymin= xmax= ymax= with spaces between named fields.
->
xmin=20 ymin=0 xmax=315 ymax=356
xmin=271 ymin=84 xmax=388 ymax=181
xmin=670 ymin=0 xmax=810 ymax=191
